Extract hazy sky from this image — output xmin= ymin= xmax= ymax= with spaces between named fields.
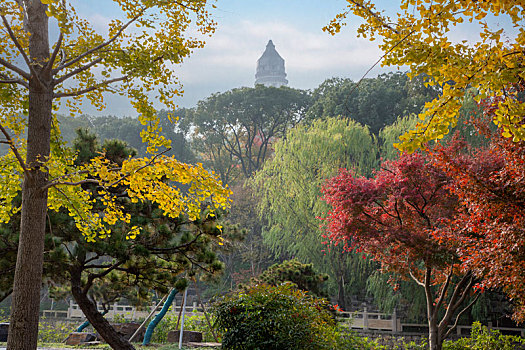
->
xmin=67 ymin=0 xmax=400 ymax=116
xmin=68 ymin=0 xmax=515 ymax=117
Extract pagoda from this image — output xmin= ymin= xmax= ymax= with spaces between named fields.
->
xmin=255 ymin=40 xmax=288 ymax=87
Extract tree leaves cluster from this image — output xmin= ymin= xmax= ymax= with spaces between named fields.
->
xmin=0 ymin=1 xmax=225 ymax=348
xmin=432 ymin=115 xmax=525 ymax=322
xmin=321 ymin=151 xmax=477 ymax=350
xmin=252 ymin=117 xmax=379 ymax=309
xmin=326 ymin=0 xmax=525 ymax=151
xmin=247 ymin=259 xmax=329 ymax=298
xmin=190 ymin=85 xmax=312 ymax=182
xmin=308 ymin=72 xmax=439 ymax=135
xmin=1 ymin=130 xmax=239 ymax=350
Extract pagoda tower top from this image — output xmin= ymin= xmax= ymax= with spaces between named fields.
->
xmin=255 ymin=40 xmax=288 ymax=87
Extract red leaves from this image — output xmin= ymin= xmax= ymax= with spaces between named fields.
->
xmin=425 ymin=90 xmax=525 ymax=321
xmin=322 ymin=101 xmax=525 ymax=321
xmin=321 ymin=152 xmax=460 ymax=278
xmin=433 ymin=131 xmax=525 ymax=321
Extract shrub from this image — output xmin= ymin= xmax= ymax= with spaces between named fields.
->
xmin=152 ymin=313 xmax=216 ymax=343
xmin=213 ymin=283 xmax=342 ymax=350
xmin=0 ymin=309 xmax=8 ymax=322
xmin=250 ymin=259 xmax=329 ymax=297
xmin=37 ymin=319 xmax=75 ymax=343
xmin=443 ymin=322 xmax=525 ymax=350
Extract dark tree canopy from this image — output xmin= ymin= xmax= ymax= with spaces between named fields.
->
xmin=250 ymin=259 xmax=329 ymax=298
xmin=190 ymin=85 xmax=312 ymax=182
xmin=308 ymin=72 xmax=439 ymax=135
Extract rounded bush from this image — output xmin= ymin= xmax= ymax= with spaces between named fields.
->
xmin=213 ymin=283 xmax=339 ymax=350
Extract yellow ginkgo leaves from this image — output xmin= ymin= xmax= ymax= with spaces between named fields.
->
xmin=327 ymin=0 xmax=525 ymax=151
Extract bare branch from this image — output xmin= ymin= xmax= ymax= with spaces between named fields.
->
xmin=53 ymin=75 xmax=128 ymax=98
xmin=423 ymin=267 xmax=435 ymax=319
xmin=54 ymin=10 xmax=145 ymax=73
xmin=0 ymin=123 xmax=28 ymax=172
xmin=0 ymin=57 xmax=30 ymax=80
xmin=438 ymin=272 xmax=476 ymax=335
xmin=443 ymin=293 xmax=480 ymax=340
xmin=53 ymin=57 xmax=102 ymax=85
xmin=408 ymin=268 xmax=425 ymax=287
xmin=0 ymin=72 xmax=29 ymax=88
xmin=44 ymin=178 xmax=100 ymax=190
xmin=450 ymin=275 xmax=476 ymax=311
xmin=44 ymin=31 xmax=64 ymax=74
xmin=435 ymin=266 xmax=454 ymax=312
xmin=47 ymin=168 xmax=92 ymax=185
xmin=1 ymin=15 xmax=44 ymax=88
xmin=346 ymin=0 xmax=399 ymax=34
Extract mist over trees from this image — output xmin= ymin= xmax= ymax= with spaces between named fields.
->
xmin=50 ymin=76 xmax=441 ymax=312
xmin=1 ymin=71 xmax=517 ymax=348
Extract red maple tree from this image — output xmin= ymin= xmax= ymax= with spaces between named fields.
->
xmin=322 ymin=152 xmax=477 ymax=350
xmin=432 ymin=108 xmax=525 ymax=322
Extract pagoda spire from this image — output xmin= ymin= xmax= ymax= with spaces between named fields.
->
xmin=255 ymin=40 xmax=288 ymax=87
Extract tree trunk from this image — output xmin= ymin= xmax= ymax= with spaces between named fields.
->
xmin=428 ymin=319 xmax=442 ymax=350
xmin=70 ymin=270 xmax=136 ymax=350
xmin=337 ymin=273 xmax=346 ymax=311
xmin=7 ymin=1 xmax=52 ymax=349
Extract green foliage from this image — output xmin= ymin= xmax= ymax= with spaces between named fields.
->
xmin=213 ymin=283 xmax=341 ymax=350
xmin=346 ymin=335 xmax=428 ymax=350
xmin=37 ymin=319 xmax=75 ymax=343
xmin=0 ymin=131 xmax=237 ymax=345
xmin=157 ymin=345 xmax=219 ymax=350
xmin=250 ymin=259 xmax=329 ymax=298
xmin=443 ymin=322 xmax=525 ymax=350
xmin=151 ymin=313 xmax=217 ymax=343
xmin=0 ymin=308 xmax=8 ymax=322
xmin=308 ymin=72 xmax=438 ymax=135
xmin=58 ymin=111 xmax=196 ymax=163
xmin=190 ymin=85 xmax=312 ymax=182
xmin=379 ymin=114 xmax=419 ymax=160
xmin=252 ymin=117 xmax=378 ymax=308
xmin=366 ymin=271 xmax=427 ymax=323
xmin=112 ymin=313 xmax=129 ymax=324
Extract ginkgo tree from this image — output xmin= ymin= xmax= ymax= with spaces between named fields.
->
xmin=0 ymin=1 xmax=229 ymax=349
xmin=325 ymin=0 xmax=525 ymax=152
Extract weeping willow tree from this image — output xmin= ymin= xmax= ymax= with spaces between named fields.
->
xmin=252 ymin=117 xmax=378 ymax=309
